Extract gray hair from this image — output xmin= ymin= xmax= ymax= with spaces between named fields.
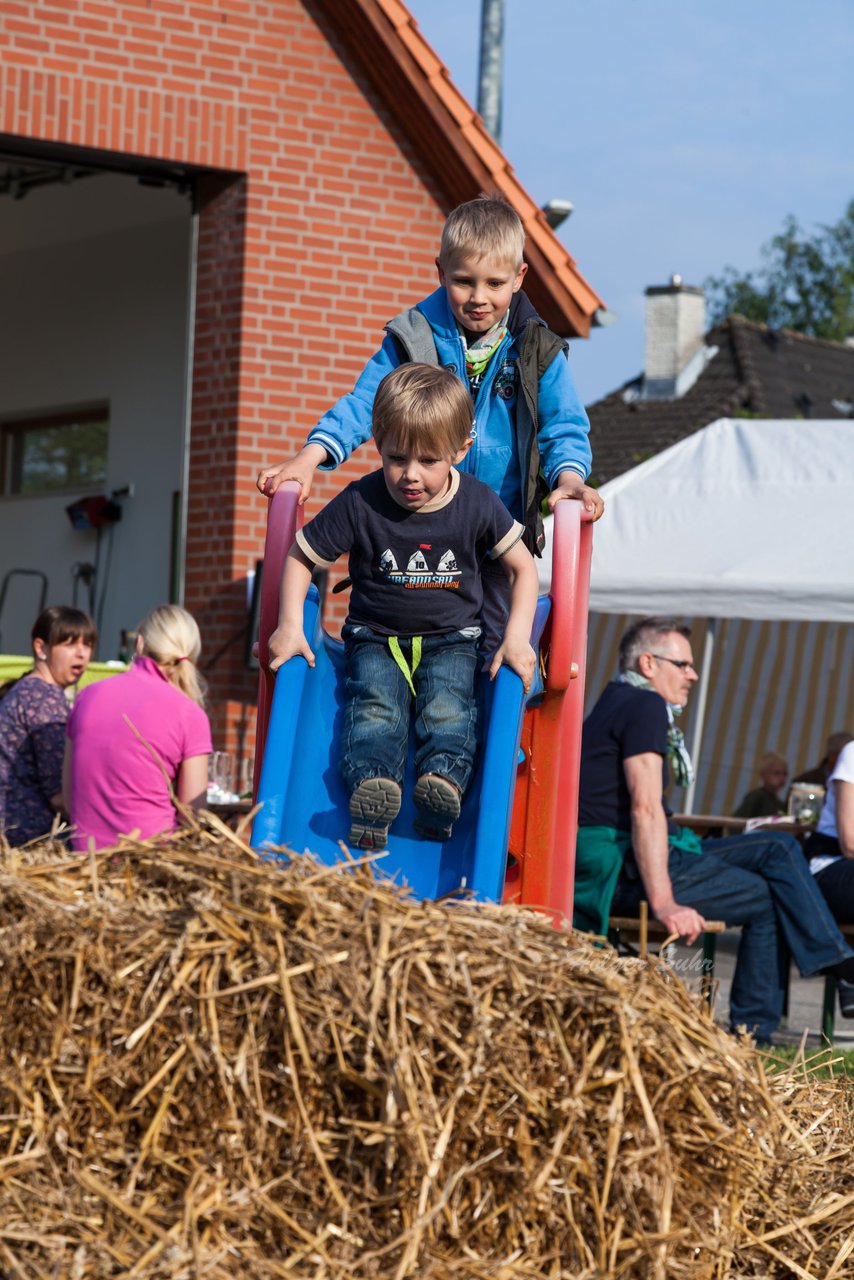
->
xmin=618 ymin=616 xmax=691 ymax=673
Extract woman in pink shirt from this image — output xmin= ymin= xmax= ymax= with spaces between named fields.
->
xmin=65 ymin=604 xmax=213 ymax=850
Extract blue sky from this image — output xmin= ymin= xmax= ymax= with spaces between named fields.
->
xmin=410 ymin=0 xmax=854 ymax=403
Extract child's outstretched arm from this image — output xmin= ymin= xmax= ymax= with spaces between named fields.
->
xmin=547 ymin=469 xmax=605 ymax=521
xmin=490 ymin=540 xmax=539 ymax=693
xmin=256 ymin=338 xmax=402 ymax=498
xmin=256 ymin=442 xmax=328 ymax=501
xmin=268 ymin=545 xmax=317 ymax=672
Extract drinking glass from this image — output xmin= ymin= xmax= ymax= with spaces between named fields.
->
xmin=787 ymin=782 xmax=825 ymax=826
xmin=207 ymin=751 xmax=235 ymax=803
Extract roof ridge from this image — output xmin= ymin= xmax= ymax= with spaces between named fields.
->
xmin=351 ymin=0 xmax=604 ymax=333
xmin=726 ymin=313 xmax=854 ymax=354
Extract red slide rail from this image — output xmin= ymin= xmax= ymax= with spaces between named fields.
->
xmin=506 ymin=500 xmax=594 ymax=924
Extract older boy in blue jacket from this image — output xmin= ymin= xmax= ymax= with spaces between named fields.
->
xmin=258 ymin=195 xmax=602 ymax=643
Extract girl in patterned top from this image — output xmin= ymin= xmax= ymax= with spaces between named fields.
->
xmin=0 ymin=606 xmax=96 ymax=844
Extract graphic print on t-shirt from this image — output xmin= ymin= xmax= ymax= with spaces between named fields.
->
xmin=406 ymin=549 xmax=429 ymax=573
xmin=380 ymin=542 xmax=462 ymax=590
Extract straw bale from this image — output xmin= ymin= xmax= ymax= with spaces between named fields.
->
xmin=0 ymin=822 xmax=851 ymax=1278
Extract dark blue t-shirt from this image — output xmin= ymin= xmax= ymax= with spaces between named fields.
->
xmin=296 ymin=468 xmax=522 ymax=637
xmin=579 ymin=680 xmax=675 ymax=831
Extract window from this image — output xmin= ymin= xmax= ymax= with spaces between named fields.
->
xmin=1 ymin=408 xmax=109 ymax=496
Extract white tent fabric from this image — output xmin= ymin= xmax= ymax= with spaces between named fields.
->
xmin=538 ymin=418 xmax=854 ymax=622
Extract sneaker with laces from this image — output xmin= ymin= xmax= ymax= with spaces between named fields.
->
xmin=348 ymin=777 xmax=402 ymax=850
xmin=413 ymin=773 xmax=462 ymax=842
xmin=837 ymin=976 xmax=854 ymax=1018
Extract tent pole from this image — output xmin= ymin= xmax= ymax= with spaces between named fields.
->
xmin=683 ymin=617 xmax=716 ymax=815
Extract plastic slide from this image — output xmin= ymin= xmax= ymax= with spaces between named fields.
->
xmin=252 ymin=482 xmax=592 ymax=911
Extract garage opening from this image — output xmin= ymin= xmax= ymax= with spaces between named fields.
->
xmin=0 ymin=141 xmax=199 ymax=659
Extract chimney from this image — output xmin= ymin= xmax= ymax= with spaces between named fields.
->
xmin=644 ymin=275 xmax=706 ymax=399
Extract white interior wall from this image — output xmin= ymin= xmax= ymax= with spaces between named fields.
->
xmin=0 ymin=172 xmax=192 ymax=657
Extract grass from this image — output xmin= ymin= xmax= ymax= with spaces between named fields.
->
xmin=761 ymin=1043 xmax=854 ymax=1080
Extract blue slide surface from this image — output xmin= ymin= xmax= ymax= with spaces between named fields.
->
xmin=252 ymin=590 xmax=551 ymax=902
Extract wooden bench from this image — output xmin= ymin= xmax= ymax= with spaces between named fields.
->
xmin=610 ymin=908 xmax=854 ymax=1044
xmin=607 ymin=901 xmax=726 ymax=1007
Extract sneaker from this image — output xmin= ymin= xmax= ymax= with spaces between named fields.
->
xmin=348 ymin=777 xmax=401 ymax=850
xmin=413 ymin=773 xmax=461 ymax=842
xmin=838 ymin=977 xmax=854 ymax=1018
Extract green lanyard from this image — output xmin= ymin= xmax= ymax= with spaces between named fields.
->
xmin=388 ymin=636 xmax=422 ymax=696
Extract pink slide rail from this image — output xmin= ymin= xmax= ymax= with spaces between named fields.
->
xmin=253 ymin=482 xmax=303 ymax=798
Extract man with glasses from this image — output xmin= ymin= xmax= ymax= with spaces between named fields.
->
xmin=575 ymin=615 xmax=854 ymax=1044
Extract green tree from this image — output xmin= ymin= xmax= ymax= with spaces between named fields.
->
xmin=705 ymin=199 xmax=854 ymax=341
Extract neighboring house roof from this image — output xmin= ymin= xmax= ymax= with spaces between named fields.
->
xmin=587 ymin=315 xmax=854 ymax=484
xmin=312 ymin=0 xmax=604 ymax=338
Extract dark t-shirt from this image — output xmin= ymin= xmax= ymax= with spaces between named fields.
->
xmin=734 ymin=786 xmax=784 ymax=819
xmin=579 ymin=680 xmax=675 ymax=832
xmin=297 ymin=469 xmax=522 ymax=636
xmin=792 ymin=763 xmax=828 ymax=788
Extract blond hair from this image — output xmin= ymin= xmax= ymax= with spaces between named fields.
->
xmin=372 ymin=363 xmax=473 ymax=457
xmin=439 ymin=193 xmax=525 ymax=269
xmin=138 ymin=604 xmax=206 ymax=706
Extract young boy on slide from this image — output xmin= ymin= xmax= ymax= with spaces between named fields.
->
xmin=268 ymin=364 xmax=538 ymax=850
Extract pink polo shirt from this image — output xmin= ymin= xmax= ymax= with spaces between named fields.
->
xmin=67 ymin=655 xmax=213 ymax=850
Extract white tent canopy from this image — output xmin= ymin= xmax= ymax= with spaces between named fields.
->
xmin=539 ymin=418 xmax=854 ymax=623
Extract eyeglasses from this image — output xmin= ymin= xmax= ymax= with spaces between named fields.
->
xmin=650 ymin=653 xmax=697 ymax=672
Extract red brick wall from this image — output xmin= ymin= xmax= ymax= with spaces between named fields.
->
xmin=0 ymin=0 xmax=449 ymax=780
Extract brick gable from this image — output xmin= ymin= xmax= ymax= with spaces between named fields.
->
xmin=0 ymin=0 xmax=601 ymax=779
xmin=1 ymin=0 xmax=456 ymax=766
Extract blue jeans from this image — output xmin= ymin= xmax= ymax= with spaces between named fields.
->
xmin=611 ymin=832 xmax=854 ymax=1042
xmin=340 ymin=625 xmax=480 ymax=796
xmin=814 ymin=859 xmax=854 ymax=924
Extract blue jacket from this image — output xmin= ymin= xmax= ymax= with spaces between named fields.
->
xmin=307 ymin=288 xmax=591 ymax=527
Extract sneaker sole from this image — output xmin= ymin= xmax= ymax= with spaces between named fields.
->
xmin=413 ymin=774 xmax=461 ymax=842
xmin=348 ymin=778 xmax=402 ymax=850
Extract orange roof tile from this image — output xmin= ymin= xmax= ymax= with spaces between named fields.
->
xmin=311 ymin=0 xmax=605 ymax=337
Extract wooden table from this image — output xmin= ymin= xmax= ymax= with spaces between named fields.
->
xmin=673 ymin=813 xmax=812 ymax=840
xmin=208 ymin=799 xmax=255 ymax=831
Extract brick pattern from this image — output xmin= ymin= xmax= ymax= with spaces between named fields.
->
xmin=0 ymin=0 xmax=449 ymax=778
xmin=0 ymin=63 xmax=247 ymax=167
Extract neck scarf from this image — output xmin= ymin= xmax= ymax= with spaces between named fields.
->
xmin=462 ymin=315 xmax=509 ymax=392
xmin=618 ymin=670 xmax=694 ymax=789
